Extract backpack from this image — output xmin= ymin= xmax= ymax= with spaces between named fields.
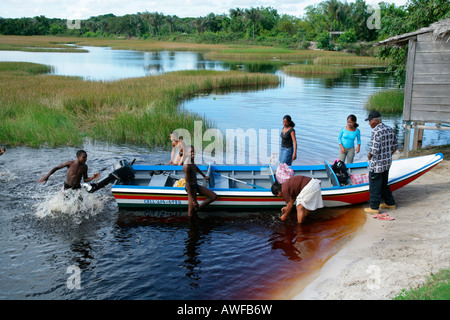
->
xmin=332 ymin=160 xmax=349 ymax=186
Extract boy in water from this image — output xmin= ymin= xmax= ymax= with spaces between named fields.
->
xmin=38 ymin=150 xmax=100 ymax=190
xmin=183 ymin=146 xmax=217 ymax=217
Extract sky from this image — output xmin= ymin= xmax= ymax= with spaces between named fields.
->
xmin=1 ymin=0 xmax=408 ymax=19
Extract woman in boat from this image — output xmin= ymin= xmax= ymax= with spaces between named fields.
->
xmin=338 ymin=114 xmax=361 ymax=163
xmin=279 ymin=115 xmax=297 ymax=166
xmin=169 ymin=131 xmax=186 ymax=165
xmin=271 ymin=175 xmax=323 ymax=224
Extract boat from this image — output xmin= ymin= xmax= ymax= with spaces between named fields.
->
xmin=108 ymin=153 xmax=443 ymax=210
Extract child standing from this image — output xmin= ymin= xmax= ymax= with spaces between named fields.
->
xmin=338 ymin=114 xmax=361 ymax=164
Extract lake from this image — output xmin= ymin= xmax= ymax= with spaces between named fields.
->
xmin=0 ymin=45 xmax=447 ymax=300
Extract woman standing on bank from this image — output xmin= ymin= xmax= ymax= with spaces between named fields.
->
xmin=338 ymin=114 xmax=361 ymax=163
xmin=279 ymin=115 xmax=297 ymax=166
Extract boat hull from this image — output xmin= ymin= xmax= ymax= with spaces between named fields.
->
xmin=111 ymin=153 xmax=443 ymax=210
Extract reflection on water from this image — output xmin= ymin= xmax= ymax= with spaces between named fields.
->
xmin=0 ymin=47 xmax=228 ymax=81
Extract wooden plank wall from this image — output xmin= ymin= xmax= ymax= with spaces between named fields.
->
xmin=406 ymin=33 xmax=450 ymax=123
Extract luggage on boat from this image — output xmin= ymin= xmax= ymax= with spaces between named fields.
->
xmin=332 ymin=160 xmax=349 ymax=186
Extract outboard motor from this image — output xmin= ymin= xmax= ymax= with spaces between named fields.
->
xmin=86 ymin=159 xmax=135 ymax=193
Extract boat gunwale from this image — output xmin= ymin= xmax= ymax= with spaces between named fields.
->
xmin=112 ymin=153 xmax=443 ymax=194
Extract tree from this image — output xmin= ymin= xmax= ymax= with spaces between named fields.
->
xmin=229 ymin=8 xmax=245 ymax=33
xmin=141 ymin=11 xmax=164 ymax=36
xmin=244 ymin=7 xmax=262 ymax=41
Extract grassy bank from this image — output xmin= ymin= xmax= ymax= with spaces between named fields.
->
xmin=0 ymin=35 xmax=380 ymax=61
xmin=365 ymin=89 xmax=404 ymax=113
xmin=0 ymin=35 xmax=229 ymax=53
xmin=203 ymin=46 xmax=346 ymax=62
xmin=394 ymin=268 xmax=450 ymax=300
xmin=282 ymin=54 xmax=387 ymax=77
xmin=0 ymin=62 xmax=279 ymax=147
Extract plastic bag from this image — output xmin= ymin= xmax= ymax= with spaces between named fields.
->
xmin=173 ymin=178 xmax=186 ymax=187
xmin=276 ymin=163 xmax=294 ymax=184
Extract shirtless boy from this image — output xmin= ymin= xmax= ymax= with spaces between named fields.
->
xmin=38 ymin=150 xmax=100 ymax=190
xmin=183 ymin=146 xmax=217 ymax=217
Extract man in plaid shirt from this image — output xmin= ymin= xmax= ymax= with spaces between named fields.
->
xmin=364 ymin=111 xmax=398 ymax=214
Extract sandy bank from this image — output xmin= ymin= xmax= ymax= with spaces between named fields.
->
xmin=295 ymin=157 xmax=450 ymax=300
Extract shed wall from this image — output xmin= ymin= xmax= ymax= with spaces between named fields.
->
xmin=405 ymin=33 xmax=450 ymax=123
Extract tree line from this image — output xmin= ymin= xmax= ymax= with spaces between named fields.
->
xmin=1 ymin=1 xmax=448 ymax=47
xmin=1 ymin=0 xmax=448 ymax=85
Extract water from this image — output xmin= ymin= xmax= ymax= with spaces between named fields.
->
xmin=183 ymin=69 xmax=449 ymax=164
xmin=0 ymin=46 xmax=448 ymax=300
xmin=0 ymin=46 xmax=227 ymax=81
xmin=0 ymin=144 xmax=365 ymax=299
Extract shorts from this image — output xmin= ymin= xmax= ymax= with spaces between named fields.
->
xmin=294 ymin=178 xmax=324 ymax=211
xmin=185 ymin=183 xmax=201 ymax=195
xmin=64 ymin=182 xmax=81 ymax=190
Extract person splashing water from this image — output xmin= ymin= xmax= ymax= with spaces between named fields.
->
xmin=38 ymin=150 xmax=100 ymax=190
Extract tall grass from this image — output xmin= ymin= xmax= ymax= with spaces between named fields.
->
xmin=204 ymin=47 xmax=347 ymax=62
xmin=314 ymin=55 xmax=388 ymax=66
xmin=282 ymin=64 xmax=342 ymax=76
xmin=365 ymin=89 xmax=404 ymax=113
xmin=0 ymin=62 xmax=279 ymax=147
xmin=0 ymin=61 xmax=53 ymax=74
xmin=0 ymin=35 xmax=228 ymax=53
xmin=282 ymin=53 xmax=387 ymax=77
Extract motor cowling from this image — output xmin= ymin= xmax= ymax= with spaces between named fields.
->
xmin=87 ymin=159 xmax=135 ymax=193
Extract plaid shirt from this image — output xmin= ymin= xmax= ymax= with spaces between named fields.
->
xmin=369 ymin=122 xmax=398 ymax=173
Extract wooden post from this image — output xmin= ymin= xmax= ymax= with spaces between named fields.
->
xmin=402 ymin=38 xmax=417 ymax=158
xmin=403 ymin=121 xmax=411 ymax=157
xmin=412 ymin=122 xmax=424 ymax=151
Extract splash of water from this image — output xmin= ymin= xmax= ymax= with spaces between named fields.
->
xmin=34 ymin=188 xmax=107 ymax=225
xmin=0 ymin=169 xmax=18 ymax=182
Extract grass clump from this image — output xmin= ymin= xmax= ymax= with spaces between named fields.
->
xmin=0 ymin=62 xmax=53 ymax=75
xmin=365 ymin=89 xmax=404 ymax=113
xmin=0 ymin=62 xmax=279 ymax=148
xmin=282 ymin=53 xmax=387 ymax=77
xmin=394 ymin=269 xmax=450 ymax=300
xmin=314 ymin=55 xmax=388 ymax=66
xmin=282 ymin=64 xmax=341 ymax=76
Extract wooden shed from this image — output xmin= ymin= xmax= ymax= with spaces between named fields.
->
xmin=378 ymin=18 xmax=450 ymax=156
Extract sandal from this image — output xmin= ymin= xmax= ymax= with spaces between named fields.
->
xmin=374 ymin=213 xmax=395 ymax=221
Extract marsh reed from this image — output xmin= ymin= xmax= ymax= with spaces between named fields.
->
xmin=365 ymin=89 xmax=404 ymax=113
xmin=0 ymin=62 xmax=279 ymax=147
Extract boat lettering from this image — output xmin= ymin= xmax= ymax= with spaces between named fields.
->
xmin=144 ymin=199 xmax=181 ymax=205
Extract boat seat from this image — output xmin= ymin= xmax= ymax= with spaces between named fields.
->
xmin=324 ymin=161 xmax=340 ymax=187
xmin=148 ymin=173 xmax=169 ymax=187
